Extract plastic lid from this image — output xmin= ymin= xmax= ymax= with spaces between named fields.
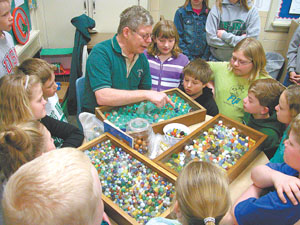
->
xmin=127 ymin=118 xmax=150 ymax=132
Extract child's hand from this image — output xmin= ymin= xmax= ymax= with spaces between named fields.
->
xmin=273 ymin=172 xmax=300 ymax=205
xmin=289 ymin=72 xmax=300 ymax=84
xmin=102 ymin=212 xmax=112 ymax=225
xmin=217 ymin=29 xmax=225 ymax=38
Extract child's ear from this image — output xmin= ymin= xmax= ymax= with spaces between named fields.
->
xmin=261 ymin=106 xmax=269 ymax=115
xmin=174 ymin=200 xmax=182 ymax=219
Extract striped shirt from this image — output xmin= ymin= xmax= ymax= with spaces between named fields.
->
xmin=144 ymin=51 xmax=189 ymax=92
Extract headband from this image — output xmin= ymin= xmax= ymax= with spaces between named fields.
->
xmin=204 ymin=217 xmax=215 ymax=224
xmin=24 ymin=75 xmax=29 ymax=89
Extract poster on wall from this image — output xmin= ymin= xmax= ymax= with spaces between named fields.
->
xmin=289 ymin=0 xmax=300 ymax=14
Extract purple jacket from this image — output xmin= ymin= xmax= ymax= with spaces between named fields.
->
xmin=144 ymin=51 xmax=189 ymax=91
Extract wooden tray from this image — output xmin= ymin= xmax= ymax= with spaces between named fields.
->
xmin=78 ymin=133 xmax=177 ymax=225
xmin=154 ymin=114 xmax=267 ymax=182
xmin=95 ymin=88 xmax=206 ymax=134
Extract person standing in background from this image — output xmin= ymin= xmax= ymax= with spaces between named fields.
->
xmin=174 ymin=0 xmax=210 ymax=61
xmin=206 ymin=0 xmax=260 ymax=61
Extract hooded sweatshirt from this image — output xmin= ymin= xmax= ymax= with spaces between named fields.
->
xmin=243 ymin=111 xmax=286 ymax=159
xmin=206 ymin=0 xmax=260 ymax=61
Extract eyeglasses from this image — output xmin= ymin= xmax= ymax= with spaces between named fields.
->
xmin=132 ymin=30 xmax=152 ymax=41
xmin=231 ymin=56 xmax=252 ymax=66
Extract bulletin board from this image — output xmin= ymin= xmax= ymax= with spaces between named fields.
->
xmin=277 ymin=0 xmax=300 ymax=19
xmin=9 ymin=0 xmax=31 ymax=45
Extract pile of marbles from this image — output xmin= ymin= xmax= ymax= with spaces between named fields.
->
xmin=164 ymin=120 xmax=256 ymax=173
xmin=165 ymin=128 xmax=188 ymax=139
xmin=84 ymin=140 xmax=175 ymax=224
xmin=103 ymin=94 xmax=193 ymax=130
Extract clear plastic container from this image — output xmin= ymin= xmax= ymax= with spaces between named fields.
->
xmin=126 ymin=118 xmax=153 ymax=155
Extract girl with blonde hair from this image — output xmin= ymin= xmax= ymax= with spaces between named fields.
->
xmin=206 ymin=0 xmax=260 ymax=61
xmin=147 ymin=161 xmax=230 ymax=225
xmin=208 ymin=37 xmax=270 ymax=122
xmin=0 ymin=120 xmax=55 ymax=179
xmin=144 ymin=20 xmax=189 ymax=91
xmin=174 ymin=0 xmax=210 ymax=61
xmin=0 ymin=74 xmax=84 ymax=148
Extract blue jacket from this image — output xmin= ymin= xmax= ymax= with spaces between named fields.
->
xmin=174 ymin=2 xmax=210 ymax=61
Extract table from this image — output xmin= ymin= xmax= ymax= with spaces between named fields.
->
xmin=56 ymin=81 xmax=69 ymax=104
xmin=87 ymin=32 xmax=114 ymax=50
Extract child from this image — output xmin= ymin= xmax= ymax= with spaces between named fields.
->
xmin=0 ymin=120 xmax=55 ymax=179
xmin=229 ymin=113 xmax=300 ymax=225
xmin=14 ymin=58 xmax=67 ymax=122
xmin=283 ymin=26 xmax=300 ymax=86
xmin=147 ymin=160 xmax=230 ymax=225
xmin=208 ymin=37 xmax=271 ymax=122
xmin=270 ymin=85 xmax=300 ymax=163
xmin=206 ymin=0 xmax=260 ymax=61
xmin=243 ymin=78 xmax=286 ymax=159
xmin=144 ymin=20 xmax=189 ymax=91
xmin=174 ymin=0 xmax=210 ymax=61
xmin=0 ymin=74 xmax=84 ymax=148
xmin=0 ymin=0 xmax=19 ymax=78
xmin=181 ymin=58 xmax=219 ymax=116
xmin=2 ymin=147 xmax=111 ymax=225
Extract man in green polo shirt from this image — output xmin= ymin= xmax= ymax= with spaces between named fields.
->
xmin=83 ymin=5 xmax=174 ymax=113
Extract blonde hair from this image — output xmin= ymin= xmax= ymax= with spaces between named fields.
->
xmin=290 ymin=113 xmax=300 ymax=146
xmin=147 ymin=20 xmax=182 ymax=58
xmin=248 ymin=78 xmax=286 ymax=113
xmin=0 ymin=74 xmax=41 ymax=125
xmin=182 ymin=0 xmax=210 ymax=10
xmin=2 ymin=148 xmax=101 ymax=225
xmin=14 ymin=58 xmax=56 ymax=85
xmin=217 ymin=0 xmax=251 ymax=12
xmin=0 ymin=120 xmax=46 ymax=179
xmin=176 ymin=161 xmax=230 ymax=225
xmin=284 ymin=85 xmax=300 ymax=119
xmin=229 ymin=38 xmax=268 ymax=82
xmin=183 ymin=58 xmax=213 ymax=84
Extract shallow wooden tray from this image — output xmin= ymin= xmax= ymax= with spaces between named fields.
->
xmin=154 ymin=114 xmax=267 ymax=182
xmin=78 ymin=133 xmax=177 ymax=225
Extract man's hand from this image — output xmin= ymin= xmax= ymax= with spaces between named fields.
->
xmin=146 ymin=91 xmax=175 ymax=108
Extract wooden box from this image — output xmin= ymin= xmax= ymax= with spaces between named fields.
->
xmin=95 ymin=88 xmax=206 ymax=134
xmin=154 ymin=114 xmax=267 ymax=182
xmin=78 ymin=133 xmax=177 ymax=225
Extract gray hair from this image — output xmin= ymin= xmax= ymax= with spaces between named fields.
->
xmin=117 ymin=5 xmax=154 ymax=34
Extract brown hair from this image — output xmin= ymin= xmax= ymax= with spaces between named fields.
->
xmin=0 ymin=74 xmax=42 ymax=125
xmin=0 ymin=121 xmax=45 ymax=179
xmin=147 ymin=20 xmax=182 ymax=58
xmin=217 ymin=0 xmax=251 ymax=12
xmin=285 ymin=85 xmax=300 ymax=119
xmin=14 ymin=58 xmax=56 ymax=85
xmin=229 ymin=38 xmax=268 ymax=82
xmin=183 ymin=58 xmax=213 ymax=84
xmin=175 ymin=161 xmax=230 ymax=225
xmin=248 ymin=78 xmax=286 ymax=113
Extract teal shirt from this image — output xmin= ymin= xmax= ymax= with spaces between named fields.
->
xmin=270 ymin=125 xmax=290 ymax=163
xmin=83 ymin=34 xmax=152 ymax=111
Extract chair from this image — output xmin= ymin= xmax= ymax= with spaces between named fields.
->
xmin=75 ymin=76 xmax=85 ymax=131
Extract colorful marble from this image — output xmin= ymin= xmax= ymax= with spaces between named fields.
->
xmin=164 ymin=120 xmax=256 ymax=173
xmin=103 ymin=94 xmax=193 ymax=130
xmin=84 ymin=140 xmax=175 ymax=224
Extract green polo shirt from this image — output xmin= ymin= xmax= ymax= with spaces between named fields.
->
xmin=83 ymin=34 xmax=152 ymax=111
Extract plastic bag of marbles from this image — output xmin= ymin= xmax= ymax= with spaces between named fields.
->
xmin=79 ymin=112 xmax=104 ymax=141
xmin=148 ymin=133 xmax=170 ymax=159
xmin=126 ymin=118 xmax=153 ymax=155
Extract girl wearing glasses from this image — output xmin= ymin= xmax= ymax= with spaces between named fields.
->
xmin=208 ymin=37 xmax=270 ymax=122
xmin=145 ymin=20 xmax=189 ymax=92
xmin=206 ymin=0 xmax=260 ymax=61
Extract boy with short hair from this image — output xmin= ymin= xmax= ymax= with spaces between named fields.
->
xmin=0 ymin=0 xmax=19 ymax=78
xmin=181 ymin=58 xmax=219 ymax=116
xmin=228 ymin=113 xmax=300 ymax=225
xmin=242 ymin=78 xmax=286 ymax=159
xmin=2 ymin=148 xmax=110 ymax=225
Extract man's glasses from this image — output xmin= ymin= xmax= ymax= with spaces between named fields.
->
xmin=132 ymin=30 xmax=152 ymax=41
xmin=231 ymin=56 xmax=252 ymax=66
